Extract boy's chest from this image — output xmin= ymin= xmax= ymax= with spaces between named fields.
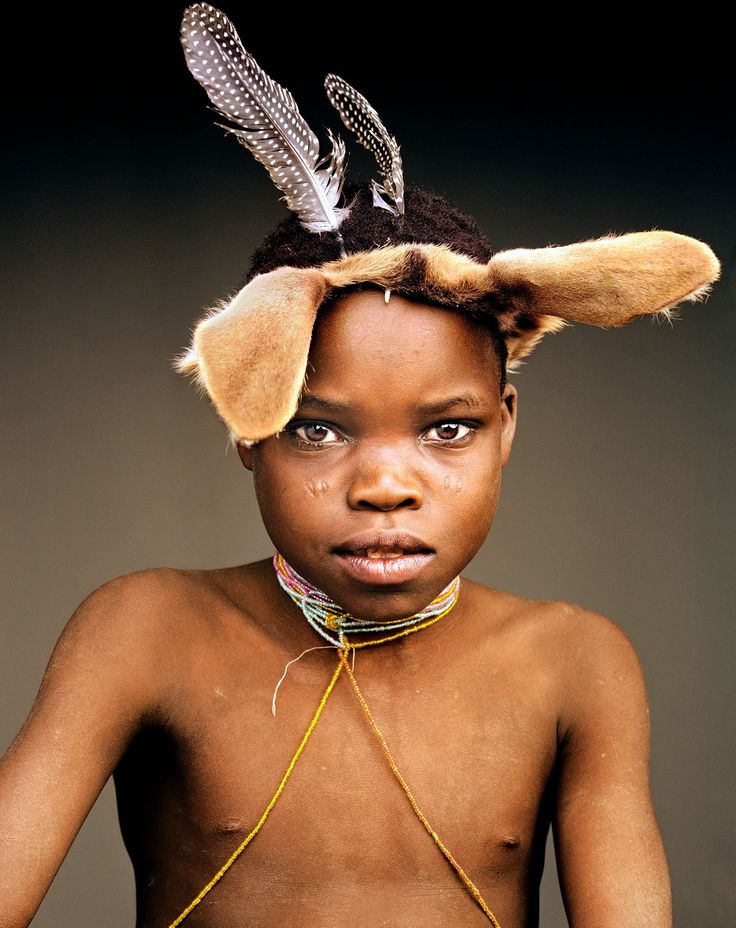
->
xmin=130 ymin=646 xmax=560 ymax=889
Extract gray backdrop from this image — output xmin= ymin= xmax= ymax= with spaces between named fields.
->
xmin=2 ymin=9 xmax=733 ymax=926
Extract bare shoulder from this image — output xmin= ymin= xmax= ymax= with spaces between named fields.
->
xmin=84 ymin=563 xmax=235 ymax=627
xmin=530 ymin=596 xmax=640 ymax=651
xmin=469 ymin=577 xmax=640 ymax=664
xmin=463 ymin=579 xmax=647 ymax=724
xmin=81 ymin=562 xmax=274 ymax=659
xmin=539 ymin=598 xmax=645 ymax=680
xmin=41 ymin=566 xmax=226 ymax=715
xmin=532 ymin=598 xmax=649 ymax=744
xmin=4 ymin=564 xmax=246 ymax=761
xmin=65 ymin=565 xmax=211 ymax=642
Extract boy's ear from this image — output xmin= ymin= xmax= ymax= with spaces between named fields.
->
xmin=237 ymin=441 xmax=254 ymax=472
xmin=500 ymin=383 xmax=518 ymax=468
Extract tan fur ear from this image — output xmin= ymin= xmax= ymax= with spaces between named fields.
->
xmin=487 ymin=230 xmax=721 ymax=327
xmin=172 ymin=267 xmax=328 ymax=441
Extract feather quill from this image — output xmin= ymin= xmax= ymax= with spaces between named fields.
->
xmin=180 ymin=3 xmax=351 ymax=233
xmin=324 ymin=73 xmax=405 ymax=217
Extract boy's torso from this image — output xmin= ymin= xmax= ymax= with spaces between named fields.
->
xmin=114 ymin=560 xmax=568 ymax=928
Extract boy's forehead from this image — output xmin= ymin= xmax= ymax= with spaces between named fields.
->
xmin=309 ymin=288 xmax=496 ymax=360
xmin=302 ymin=288 xmax=500 ymax=396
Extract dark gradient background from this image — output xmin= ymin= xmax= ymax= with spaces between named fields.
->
xmin=2 ymin=6 xmax=734 ymax=926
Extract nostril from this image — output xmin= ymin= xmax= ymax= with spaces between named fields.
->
xmin=356 ymin=496 xmax=419 ymax=512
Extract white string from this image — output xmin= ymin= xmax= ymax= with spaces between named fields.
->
xmin=271 ymin=551 xmax=459 ymax=715
xmin=271 ymin=645 xmax=336 ymax=717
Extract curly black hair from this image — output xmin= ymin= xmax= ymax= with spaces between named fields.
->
xmin=244 ymin=181 xmax=508 ymax=392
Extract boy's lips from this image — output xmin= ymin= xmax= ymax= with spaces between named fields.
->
xmin=332 ymin=531 xmax=435 ymax=585
xmin=332 ymin=530 xmax=435 ymax=558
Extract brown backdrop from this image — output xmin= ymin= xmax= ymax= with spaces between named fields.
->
xmin=2 ymin=8 xmax=734 ymax=926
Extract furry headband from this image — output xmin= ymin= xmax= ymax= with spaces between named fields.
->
xmin=172 ymin=3 xmax=721 ymax=446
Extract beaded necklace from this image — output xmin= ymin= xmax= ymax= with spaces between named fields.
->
xmin=272 ymin=549 xmax=462 ymax=647
xmin=165 ymin=551 xmax=503 ymax=928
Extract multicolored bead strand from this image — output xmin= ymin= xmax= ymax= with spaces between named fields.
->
xmin=272 ymin=549 xmax=461 ymax=648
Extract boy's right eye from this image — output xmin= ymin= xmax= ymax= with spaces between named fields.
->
xmin=284 ymin=421 xmax=344 ymax=448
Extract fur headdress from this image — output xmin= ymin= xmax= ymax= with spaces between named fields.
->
xmin=172 ymin=3 xmax=721 ymax=446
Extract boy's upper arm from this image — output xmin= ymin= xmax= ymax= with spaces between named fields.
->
xmin=0 ymin=569 xmax=177 ymax=928
xmin=552 ymin=607 xmax=673 ymax=928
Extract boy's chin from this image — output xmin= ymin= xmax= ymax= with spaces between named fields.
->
xmin=325 ymin=558 xmax=465 ymax=619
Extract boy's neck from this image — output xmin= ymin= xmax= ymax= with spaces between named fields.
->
xmin=272 ymin=550 xmax=462 ymax=650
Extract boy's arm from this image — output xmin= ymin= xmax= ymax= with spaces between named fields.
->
xmin=552 ymin=608 xmax=673 ymax=928
xmin=0 ymin=570 xmax=172 ymax=928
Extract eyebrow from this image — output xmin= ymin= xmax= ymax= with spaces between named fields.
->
xmin=297 ymin=393 xmax=487 ymax=415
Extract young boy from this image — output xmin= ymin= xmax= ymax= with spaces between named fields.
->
xmin=0 ymin=6 xmax=721 ymax=927
xmin=0 ymin=182 xmax=718 ymax=927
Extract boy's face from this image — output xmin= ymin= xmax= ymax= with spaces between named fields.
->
xmin=238 ymin=288 xmax=517 ymax=623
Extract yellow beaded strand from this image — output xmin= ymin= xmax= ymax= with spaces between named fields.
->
xmin=337 ymin=644 xmax=503 ymax=928
xmin=165 ymin=657 xmax=345 ymax=928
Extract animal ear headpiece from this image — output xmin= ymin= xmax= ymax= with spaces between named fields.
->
xmin=172 ymin=3 xmax=721 ymax=447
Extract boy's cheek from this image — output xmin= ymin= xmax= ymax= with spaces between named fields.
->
xmin=442 ymin=473 xmax=465 ymax=493
xmin=304 ymin=477 xmax=332 ymax=497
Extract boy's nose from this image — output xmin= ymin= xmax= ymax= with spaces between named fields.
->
xmin=346 ymin=454 xmax=423 ymax=511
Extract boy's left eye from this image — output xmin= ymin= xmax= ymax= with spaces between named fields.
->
xmin=424 ymin=422 xmax=473 ymax=442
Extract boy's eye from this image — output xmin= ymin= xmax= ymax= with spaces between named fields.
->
xmin=424 ymin=422 xmax=475 ymax=443
xmin=286 ymin=421 xmax=343 ymax=447
xmin=285 ymin=419 xmax=477 ymax=448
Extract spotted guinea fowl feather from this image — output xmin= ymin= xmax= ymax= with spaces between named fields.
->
xmin=324 ymin=73 xmax=405 ymax=217
xmin=180 ymin=4 xmax=351 ymax=233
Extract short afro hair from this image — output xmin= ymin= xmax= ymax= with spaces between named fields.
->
xmin=244 ymin=181 xmax=508 ymax=393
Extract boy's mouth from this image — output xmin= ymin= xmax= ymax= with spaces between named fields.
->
xmin=332 ymin=530 xmax=434 ymax=559
xmin=332 ymin=531 xmax=436 ymax=582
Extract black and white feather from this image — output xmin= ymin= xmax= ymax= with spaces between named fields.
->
xmin=324 ymin=73 xmax=405 ymax=217
xmin=180 ymin=4 xmax=351 ymax=233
